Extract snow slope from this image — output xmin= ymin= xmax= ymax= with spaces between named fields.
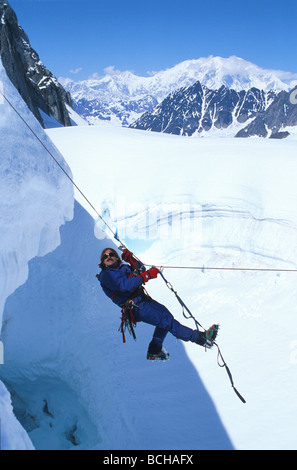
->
xmin=0 ymin=58 xmax=73 ymax=449
xmin=43 ymin=124 xmax=297 ymax=450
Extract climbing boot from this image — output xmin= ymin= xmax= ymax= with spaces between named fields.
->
xmin=203 ymin=324 xmax=219 ymax=349
xmin=147 ymin=348 xmax=170 ymax=361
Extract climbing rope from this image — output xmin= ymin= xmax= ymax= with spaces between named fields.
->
xmin=158 ymin=269 xmax=246 ymax=403
xmin=146 ymin=264 xmax=297 ymax=273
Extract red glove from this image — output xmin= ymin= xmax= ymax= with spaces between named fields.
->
xmin=139 ymin=267 xmax=159 ymax=283
xmin=122 ymin=248 xmax=144 ymax=271
xmin=121 ymin=248 xmax=134 ymax=264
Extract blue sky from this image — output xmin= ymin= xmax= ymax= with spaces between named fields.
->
xmin=8 ymin=0 xmax=297 ymax=80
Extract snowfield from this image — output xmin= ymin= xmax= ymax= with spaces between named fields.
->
xmin=1 ymin=54 xmax=297 ymax=449
xmin=45 ymin=124 xmax=297 ymax=450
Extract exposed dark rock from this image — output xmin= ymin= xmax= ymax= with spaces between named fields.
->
xmin=0 ymin=0 xmax=73 ymax=128
xmin=130 ymin=81 xmax=276 ymax=137
xmin=269 ymin=131 xmax=290 ymax=139
xmin=235 ymin=88 xmax=297 ymax=137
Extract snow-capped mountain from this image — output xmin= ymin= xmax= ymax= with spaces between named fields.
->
xmin=60 ymin=56 xmax=297 ymax=126
xmin=129 ymin=81 xmax=277 ymax=137
xmin=130 ymin=80 xmax=297 ymax=138
xmin=237 ymin=88 xmax=297 ymax=138
xmin=0 ymin=0 xmax=74 ymax=128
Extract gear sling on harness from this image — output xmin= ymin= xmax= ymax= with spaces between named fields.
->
xmin=109 ymin=288 xmax=138 ymax=343
xmin=119 ymin=300 xmax=137 ymax=343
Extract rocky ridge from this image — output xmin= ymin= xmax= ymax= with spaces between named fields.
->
xmin=0 ymin=0 xmax=73 ymax=128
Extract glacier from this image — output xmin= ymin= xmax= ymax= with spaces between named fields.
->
xmin=46 ymin=124 xmax=297 ymax=450
xmin=0 ymin=58 xmax=73 ymax=449
xmin=1 ymin=53 xmax=297 ymax=449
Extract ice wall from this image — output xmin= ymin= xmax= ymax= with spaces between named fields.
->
xmin=0 ymin=60 xmax=74 ymax=449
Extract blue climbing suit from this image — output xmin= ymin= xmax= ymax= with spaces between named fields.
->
xmin=98 ymin=263 xmax=204 ymax=351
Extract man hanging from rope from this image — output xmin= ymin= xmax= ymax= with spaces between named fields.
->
xmin=97 ymin=247 xmax=219 ymax=360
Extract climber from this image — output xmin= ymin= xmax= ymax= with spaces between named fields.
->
xmin=97 ymin=247 xmax=219 ymax=360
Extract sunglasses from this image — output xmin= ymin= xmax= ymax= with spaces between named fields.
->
xmin=103 ymin=252 xmax=116 ymax=261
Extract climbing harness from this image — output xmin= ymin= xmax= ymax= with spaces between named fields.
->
xmin=116 ymin=262 xmax=150 ymax=344
xmin=119 ymin=300 xmax=137 ymax=343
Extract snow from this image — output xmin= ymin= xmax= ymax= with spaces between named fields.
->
xmin=0 ymin=61 xmax=73 ymax=320
xmin=0 ymin=58 xmax=73 ymax=449
xmin=39 ymin=108 xmax=63 ymax=129
xmin=1 ymin=57 xmax=297 ymax=449
xmin=60 ymin=55 xmax=297 ymax=101
xmin=38 ymin=105 xmax=89 ymax=129
xmin=65 ymin=103 xmax=89 ymax=127
xmin=60 ymin=55 xmax=297 ymax=126
xmin=0 ymin=381 xmax=34 ymax=450
xmin=45 ymin=124 xmax=297 ymax=450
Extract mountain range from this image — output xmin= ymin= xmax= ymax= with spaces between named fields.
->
xmin=130 ymin=81 xmax=297 ymax=138
xmin=1 ymin=0 xmax=297 ymax=138
xmin=60 ymin=56 xmax=297 ymax=136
